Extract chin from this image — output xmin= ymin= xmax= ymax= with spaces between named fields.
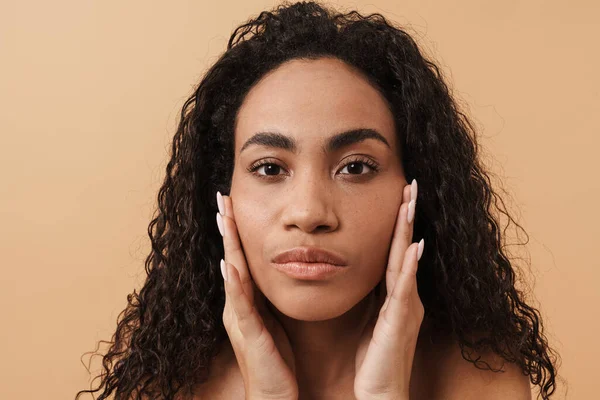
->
xmin=265 ymin=289 xmax=364 ymax=321
xmin=276 ymin=305 xmax=346 ymax=321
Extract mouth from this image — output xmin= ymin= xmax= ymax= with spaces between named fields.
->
xmin=271 ymin=247 xmax=348 ymax=281
xmin=271 ymin=261 xmax=346 ymax=280
xmin=272 ymin=246 xmax=347 ymax=266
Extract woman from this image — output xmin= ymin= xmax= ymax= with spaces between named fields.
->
xmin=76 ymin=1 xmax=560 ymax=399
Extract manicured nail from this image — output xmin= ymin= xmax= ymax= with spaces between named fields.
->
xmin=216 ymin=191 xmax=225 ymax=215
xmin=220 ymin=259 xmax=228 ymax=281
xmin=216 ymin=212 xmax=224 ymax=237
xmin=407 ymin=199 xmax=415 ymax=224
xmin=417 ymin=239 xmax=425 ymax=261
xmin=411 ymin=179 xmax=418 ymax=202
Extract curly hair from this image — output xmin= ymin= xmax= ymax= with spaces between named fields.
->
xmin=75 ymin=1 xmax=561 ymax=399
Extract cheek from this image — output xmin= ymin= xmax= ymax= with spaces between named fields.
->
xmin=232 ymin=199 xmax=262 ymax=240
xmin=355 ymin=213 xmax=396 ymax=274
xmin=231 ymin=196 xmax=272 ymax=267
xmin=350 ymin=193 xmax=401 ymax=274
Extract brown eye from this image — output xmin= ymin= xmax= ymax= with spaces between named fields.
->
xmin=247 ymin=156 xmax=380 ymax=182
xmin=247 ymin=159 xmax=287 ymax=180
xmin=338 ymin=157 xmax=380 ymax=176
xmin=255 ymin=163 xmax=282 ymax=176
xmin=340 ymin=162 xmax=367 ymax=175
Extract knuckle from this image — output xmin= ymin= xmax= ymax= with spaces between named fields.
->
xmin=399 ymin=294 xmax=411 ymax=308
xmin=222 ymin=312 xmax=230 ymax=326
xmin=238 ymin=273 xmax=252 ymax=287
xmin=222 ymin=308 xmax=234 ymax=327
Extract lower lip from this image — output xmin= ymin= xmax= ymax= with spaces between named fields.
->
xmin=272 ymin=262 xmax=345 ymax=280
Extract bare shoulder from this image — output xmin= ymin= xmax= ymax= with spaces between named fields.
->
xmin=411 ymin=333 xmax=532 ymax=400
xmin=191 ymin=342 xmax=245 ymax=400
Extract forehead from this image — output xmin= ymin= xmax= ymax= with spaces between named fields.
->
xmin=234 ymin=57 xmax=397 ymax=154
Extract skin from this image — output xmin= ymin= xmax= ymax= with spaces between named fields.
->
xmin=197 ymin=56 xmax=532 ymax=399
xmin=228 ymin=57 xmax=408 ymax=397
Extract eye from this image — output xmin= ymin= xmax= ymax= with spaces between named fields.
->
xmin=246 ymin=156 xmax=380 ymax=181
xmin=252 ymin=162 xmax=283 ymax=177
xmin=247 ymin=158 xmax=287 ymax=180
xmin=339 ymin=157 xmax=380 ymax=176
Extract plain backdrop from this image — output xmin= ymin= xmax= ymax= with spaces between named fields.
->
xmin=1 ymin=1 xmax=597 ymax=399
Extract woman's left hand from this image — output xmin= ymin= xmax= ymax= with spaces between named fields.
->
xmin=354 ymin=180 xmax=425 ymax=400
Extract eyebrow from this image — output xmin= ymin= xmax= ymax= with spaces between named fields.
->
xmin=239 ymin=128 xmax=391 ymax=155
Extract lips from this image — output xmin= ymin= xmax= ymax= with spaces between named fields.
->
xmin=272 ymin=247 xmax=347 ymax=266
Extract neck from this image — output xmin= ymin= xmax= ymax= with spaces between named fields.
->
xmin=267 ymin=287 xmax=380 ymax=397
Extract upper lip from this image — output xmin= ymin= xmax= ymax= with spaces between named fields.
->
xmin=272 ymin=246 xmax=347 ymax=266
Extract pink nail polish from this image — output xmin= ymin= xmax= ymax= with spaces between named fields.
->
xmin=417 ymin=239 xmax=425 ymax=261
xmin=411 ymin=179 xmax=418 ymax=202
xmin=407 ymin=200 xmax=415 ymax=224
xmin=216 ymin=191 xmax=225 ymax=215
xmin=220 ymin=259 xmax=228 ymax=281
xmin=216 ymin=212 xmax=224 ymax=237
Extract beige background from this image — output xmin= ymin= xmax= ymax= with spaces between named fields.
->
xmin=1 ymin=1 xmax=597 ymax=399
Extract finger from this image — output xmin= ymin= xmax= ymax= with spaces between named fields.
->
xmin=403 ymin=180 xmax=411 ymax=204
xmin=221 ymin=194 xmax=271 ymax=324
xmin=385 ymin=182 xmax=415 ymax=296
xmin=385 ymin=240 xmax=423 ymax=321
xmin=221 ymin=194 xmax=254 ymax=301
xmin=224 ymin=261 xmax=265 ymax=340
xmin=381 ymin=241 xmax=417 ymax=314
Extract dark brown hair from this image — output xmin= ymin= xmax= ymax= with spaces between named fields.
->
xmin=76 ymin=1 xmax=560 ymax=399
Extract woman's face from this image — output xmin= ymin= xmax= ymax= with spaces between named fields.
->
xmin=229 ymin=57 xmax=406 ymax=321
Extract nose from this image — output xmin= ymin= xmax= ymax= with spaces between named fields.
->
xmin=280 ymin=171 xmax=339 ymax=234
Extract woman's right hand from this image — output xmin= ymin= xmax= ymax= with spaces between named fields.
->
xmin=217 ymin=191 xmax=298 ymax=400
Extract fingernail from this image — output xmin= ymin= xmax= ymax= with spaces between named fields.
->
xmin=216 ymin=212 xmax=224 ymax=237
xmin=407 ymin=199 xmax=415 ymax=224
xmin=411 ymin=179 xmax=418 ymax=202
xmin=220 ymin=259 xmax=228 ymax=281
xmin=417 ymin=238 xmax=425 ymax=261
xmin=216 ymin=191 xmax=225 ymax=215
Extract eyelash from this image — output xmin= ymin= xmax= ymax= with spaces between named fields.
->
xmin=246 ymin=156 xmax=381 ymax=181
